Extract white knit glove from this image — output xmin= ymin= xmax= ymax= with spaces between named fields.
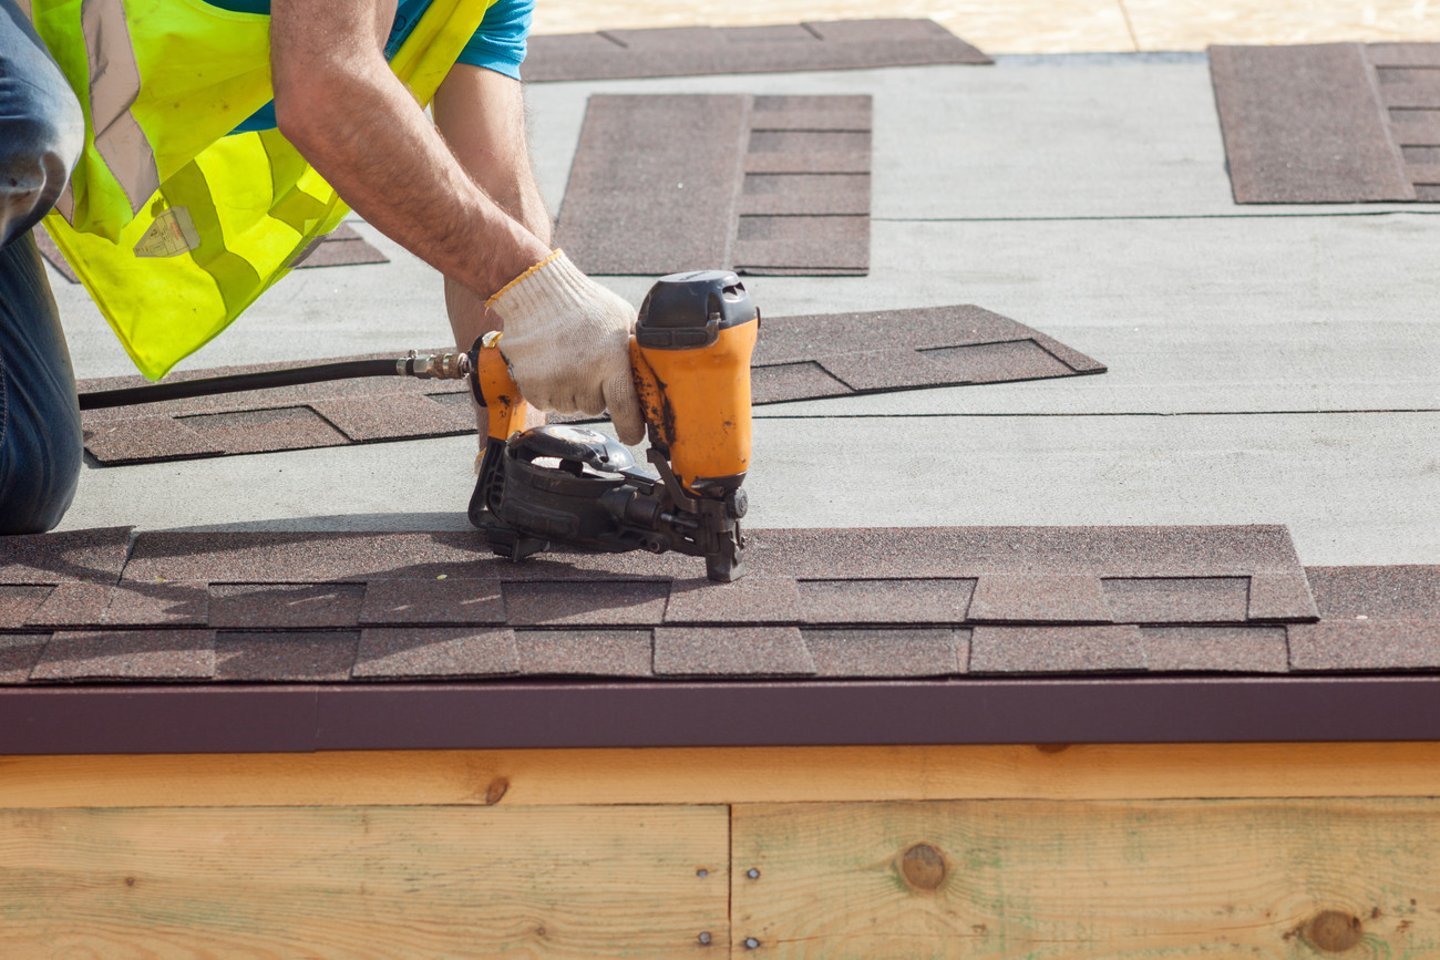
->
xmin=485 ymin=250 xmax=645 ymax=445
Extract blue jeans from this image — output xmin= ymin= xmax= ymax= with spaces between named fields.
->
xmin=0 ymin=0 xmax=84 ymax=533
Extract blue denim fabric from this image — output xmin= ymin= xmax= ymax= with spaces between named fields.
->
xmin=0 ymin=0 xmax=84 ymax=534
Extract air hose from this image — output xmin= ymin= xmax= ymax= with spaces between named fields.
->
xmin=77 ymin=350 xmax=474 ymax=411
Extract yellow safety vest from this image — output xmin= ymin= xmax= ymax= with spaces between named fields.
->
xmin=30 ymin=0 xmax=492 ymax=379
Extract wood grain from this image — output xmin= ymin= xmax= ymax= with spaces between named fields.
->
xmin=731 ymin=798 xmax=1440 ymax=957
xmin=6 ymin=742 xmax=1440 ymax=808
xmin=0 ymin=805 xmax=727 ymax=958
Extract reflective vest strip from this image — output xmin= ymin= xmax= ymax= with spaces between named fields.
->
xmin=81 ymin=0 xmax=159 ymax=214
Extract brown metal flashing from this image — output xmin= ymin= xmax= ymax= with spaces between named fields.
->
xmin=555 ymin=94 xmax=872 ymax=276
xmin=1 ymin=676 xmax=1439 ymax=754
xmin=36 ymin=224 xmax=387 ymax=285
xmin=523 ymin=19 xmax=991 ymax=83
xmin=1209 ymin=42 xmax=1440 ymax=203
xmin=75 ymin=305 xmax=1105 ymax=466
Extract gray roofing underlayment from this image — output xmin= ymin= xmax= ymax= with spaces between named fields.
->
xmin=1 ymin=526 xmax=1438 ymax=752
xmin=76 ymin=305 xmax=1104 ymax=465
xmin=522 ymin=19 xmax=991 ymax=83
xmin=555 ymin=93 xmax=874 ymax=275
xmin=1210 ymin=42 xmax=1440 ymax=202
xmin=35 ymin=224 xmax=387 ymax=285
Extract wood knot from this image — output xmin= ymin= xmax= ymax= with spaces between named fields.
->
xmin=899 ymin=843 xmax=947 ymax=891
xmin=123 ymin=876 xmax=136 ymax=888
xmin=1303 ymin=910 xmax=1363 ymax=953
xmin=484 ymin=777 xmax=509 ymax=805
xmin=1034 ymin=743 xmax=1070 ymax=754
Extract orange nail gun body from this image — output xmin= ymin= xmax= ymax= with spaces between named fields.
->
xmin=468 ymin=272 xmax=758 ymax=581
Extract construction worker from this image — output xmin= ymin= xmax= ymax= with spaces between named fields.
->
xmin=0 ymin=0 xmax=643 ymax=535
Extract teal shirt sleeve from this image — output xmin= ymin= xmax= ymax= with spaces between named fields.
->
xmin=456 ymin=0 xmax=533 ymax=80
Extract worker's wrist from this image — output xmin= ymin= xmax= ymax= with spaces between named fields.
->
xmin=486 ymin=249 xmax=593 ymax=319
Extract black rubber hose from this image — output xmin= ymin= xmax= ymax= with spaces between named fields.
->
xmin=77 ymin=358 xmax=404 ymax=411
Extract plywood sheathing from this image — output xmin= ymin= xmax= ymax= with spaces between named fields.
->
xmin=75 ymin=306 xmax=1105 ymax=465
xmin=555 ymin=94 xmax=873 ymax=276
xmin=523 ymin=19 xmax=989 ymax=83
xmin=1210 ymin=42 xmax=1440 ymax=203
xmin=13 ymin=524 xmax=1433 ymax=685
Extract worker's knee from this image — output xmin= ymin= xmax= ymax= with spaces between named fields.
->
xmin=0 ymin=106 xmax=82 ymax=246
xmin=0 ymin=232 xmax=82 ymax=535
xmin=0 ymin=2 xmax=84 ymax=247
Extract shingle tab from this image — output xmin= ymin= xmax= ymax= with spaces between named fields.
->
xmin=515 ymin=629 xmax=655 ymax=678
xmin=1288 ymin=620 xmax=1440 ymax=672
xmin=664 ymin=577 xmax=802 ymax=624
xmin=208 ymin=583 xmax=366 ymax=629
xmin=969 ymin=575 xmax=1109 ymax=624
xmin=359 ymin=578 xmax=505 ymax=626
xmin=1102 ymin=577 xmax=1251 ymax=624
xmin=0 ymin=586 xmax=53 ymax=629
xmin=503 ymin=581 xmax=671 ymax=626
xmin=0 ymin=634 xmax=47 ymax=682
xmin=1142 ymin=626 xmax=1289 ymax=673
xmin=354 ymin=627 xmax=519 ymax=679
xmin=654 ymin=626 xmax=814 ymax=676
xmin=214 ymin=631 xmax=358 ymax=681
xmin=798 ymin=579 xmax=976 ymax=624
xmin=970 ymin=625 xmax=1146 ymax=675
xmin=0 ymin=526 xmax=132 ymax=584
xmin=32 ymin=630 xmax=215 ymax=681
xmin=803 ymin=628 xmax=967 ymax=677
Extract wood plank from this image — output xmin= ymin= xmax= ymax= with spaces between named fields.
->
xmin=731 ymin=798 xmax=1440 ymax=957
xmin=7 ymin=742 xmax=1440 ymax=808
xmin=0 ymin=805 xmax=727 ymax=958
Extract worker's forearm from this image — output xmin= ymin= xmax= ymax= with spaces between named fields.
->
xmin=274 ymin=63 xmax=549 ymax=299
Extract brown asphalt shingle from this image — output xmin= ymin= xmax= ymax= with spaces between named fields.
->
xmin=7 ymin=528 xmax=1426 ymax=687
xmin=1209 ymin=42 xmax=1440 ymax=203
xmin=523 ymin=19 xmax=990 ymax=83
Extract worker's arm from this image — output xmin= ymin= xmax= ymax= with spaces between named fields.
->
xmin=431 ymin=63 xmax=546 ymax=373
xmin=269 ymin=0 xmax=642 ymax=441
xmin=269 ymin=0 xmax=548 ymax=298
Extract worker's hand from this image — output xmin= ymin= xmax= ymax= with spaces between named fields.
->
xmin=485 ymin=251 xmax=645 ymax=445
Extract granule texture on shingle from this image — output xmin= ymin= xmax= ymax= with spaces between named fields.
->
xmin=1303 ymin=565 xmax=1440 ymax=620
xmin=920 ymin=340 xmax=1075 ymax=384
xmin=310 ymin=394 xmax=473 ymax=443
xmin=664 ymin=577 xmax=802 ymax=624
xmin=653 ymin=626 xmax=815 ymax=676
xmin=26 ymin=582 xmax=118 ymax=629
xmin=1101 ymin=577 xmax=1251 ymax=624
xmin=514 ymin=629 xmax=655 ymax=677
xmin=353 ymin=627 xmax=519 ymax=679
xmin=1288 ymin=620 xmax=1440 ymax=672
xmin=178 ymin=406 xmax=348 ymax=455
xmin=503 ymin=580 xmax=671 ymax=626
xmin=1140 ymin=626 xmax=1289 ymax=673
xmin=1210 ymin=43 xmax=1414 ymax=203
xmin=523 ymin=19 xmax=989 ymax=83
xmin=798 ymin=578 xmax=975 ymax=624
xmin=31 ymin=629 xmax=216 ymax=681
xmin=0 ymin=634 xmax=47 ymax=682
xmin=0 ymin=526 xmax=132 ymax=583
xmin=208 ymin=583 xmax=366 ymax=629
xmin=968 ymin=575 xmax=1110 ymax=623
xmin=124 ymin=532 xmax=495 ymax=583
xmin=214 ymin=631 xmax=359 ymax=682
xmin=359 ymin=578 xmax=505 ymax=626
xmin=103 ymin=582 xmax=210 ymax=626
xmin=969 ymin=625 xmax=1146 ymax=675
xmin=82 ymin=417 xmax=224 ymax=464
xmin=0 ymin=586 xmax=53 ymax=629
xmin=1246 ymin=572 xmax=1319 ymax=621
xmin=802 ymin=628 xmax=968 ymax=677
